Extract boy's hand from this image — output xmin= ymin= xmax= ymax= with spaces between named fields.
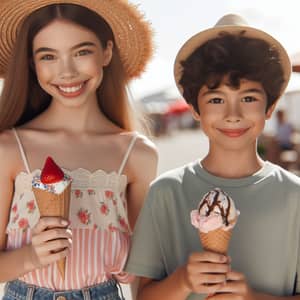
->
xmin=205 ymin=270 xmax=256 ymax=300
xmin=28 ymin=217 xmax=72 ymax=270
xmin=181 ymin=251 xmax=230 ymax=295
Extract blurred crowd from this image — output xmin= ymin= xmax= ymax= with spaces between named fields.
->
xmin=258 ymin=109 xmax=300 ymax=174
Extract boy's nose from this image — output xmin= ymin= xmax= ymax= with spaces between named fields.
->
xmin=225 ymin=104 xmax=242 ymax=122
xmin=226 ymin=115 xmax=241 ymax=123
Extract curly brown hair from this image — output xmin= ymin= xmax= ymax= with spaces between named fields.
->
xmin=179 ymin=32 xmax=285 ymax=113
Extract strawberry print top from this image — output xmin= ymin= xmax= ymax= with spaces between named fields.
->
xmin=5 ymin=128 xmax=138 ymax=290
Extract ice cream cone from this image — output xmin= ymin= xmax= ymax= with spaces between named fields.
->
xmin=33 ymin=184 xmax=71 ymax=280
xmin=199 ymin=228 xmax=232 ymax=255
xmin=191 ymin=188 xmax=240 ymax=255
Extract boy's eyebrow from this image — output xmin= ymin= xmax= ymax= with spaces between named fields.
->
xmin=201 ymin=87 xmax=265 ymax=97
xmin=34 ymin=41 xmax=97 ymax=55
xmin=201 ymin=89 xmax=225 ymax=97
xmin=241 ymin=88 xmax=265 ymax=95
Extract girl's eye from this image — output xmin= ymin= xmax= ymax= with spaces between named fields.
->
xmin=76 ymin=49 xmax=92 ymax=56
xmin=242 ymin=96 xmax=256 ymax=103
xmin=40 ymin=54 xmax=55 ymax=61
xmin=208 ymin=98 xmax=224 ymax=104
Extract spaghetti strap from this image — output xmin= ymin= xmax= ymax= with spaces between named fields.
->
xmin=118 ymin=133 xmax=138 ymax=175
xmin=12 ymin=128 xmax=31 ymax=174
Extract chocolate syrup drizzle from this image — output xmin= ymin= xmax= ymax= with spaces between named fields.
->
xmin=198 ymin=189 xmax=231 ymax=226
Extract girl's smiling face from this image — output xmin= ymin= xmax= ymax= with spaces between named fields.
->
xmin=191 ymin=77 xmax=274 ymax=152
xmin=32 ymin=19 xmax=113 ymax=108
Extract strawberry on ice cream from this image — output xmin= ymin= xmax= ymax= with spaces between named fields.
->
xmin=32 ymin=157 xmax=71 ymax=194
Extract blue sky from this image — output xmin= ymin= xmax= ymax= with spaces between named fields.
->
xmin=129 ymin=0 xmax=300 ymax=99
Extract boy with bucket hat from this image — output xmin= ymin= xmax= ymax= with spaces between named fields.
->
xmin=126 ymin=14 xmax=300 ymax=300
xmin=0 ymin=0 xmax=157 ymax=299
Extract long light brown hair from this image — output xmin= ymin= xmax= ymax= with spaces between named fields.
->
xmin=0 ymin=4 xmax=141 ymax=131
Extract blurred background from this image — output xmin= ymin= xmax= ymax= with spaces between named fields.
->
xmin=126 ymin=0 xmax=300 ymax=175
xmin=1 ymin=0 xmax=300 ymax=298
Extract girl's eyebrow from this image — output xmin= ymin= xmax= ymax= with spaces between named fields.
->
xmin=34 ymin=41 xmax=97 ymax=55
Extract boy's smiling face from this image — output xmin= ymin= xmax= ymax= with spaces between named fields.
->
xmin=191 ymin=77 xmax=275 ymax=152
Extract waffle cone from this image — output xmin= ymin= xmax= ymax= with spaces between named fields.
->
xmin=33 ymin=184 xmax=71 ymax=280
xmin=199 ymin=228 xmax=232 ymax=255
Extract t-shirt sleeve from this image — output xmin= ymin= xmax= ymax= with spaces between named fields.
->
xmin=125 ymin=186 xmax=167 ymax=280
xmin=295 ymin=230 xmax=300 ymax=294
xmin=294 ymin=192 xmax=300 ymax=294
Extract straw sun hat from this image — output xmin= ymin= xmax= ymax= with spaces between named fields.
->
xmin=174 ymin=14 xmax=291 ymax=99
xmin=0 ymin=0 xmax=153 ymax=80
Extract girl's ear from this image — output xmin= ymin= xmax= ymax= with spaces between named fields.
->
xmin=188 ymin=104 xmax=201 ymax=121
xmin=266 ymin=103 xmax=276 ymax=119
xmin=103 ymin=40 xmax=113 ymax=67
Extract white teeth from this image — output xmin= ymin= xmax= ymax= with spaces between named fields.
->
xmin=58 ymin=83 xmax=83 ymax=93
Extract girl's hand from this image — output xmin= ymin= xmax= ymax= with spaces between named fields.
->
xmin=181 ymin=251 xmax=230 ymax=296
xmin=28 ymin=217 xmax=72 ymax=270
xmin=206 ymin=270 xmax=256 ymax=300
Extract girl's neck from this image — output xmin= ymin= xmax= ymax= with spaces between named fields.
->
xmin=201 ymin=146 xmax=264 ymax=179
xmin=34 ymin=97 xmax=118 ymax=133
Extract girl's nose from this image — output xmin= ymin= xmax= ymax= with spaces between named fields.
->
xmin=58 ymin=58 xmax=78 ymax=79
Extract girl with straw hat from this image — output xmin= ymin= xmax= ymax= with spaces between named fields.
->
xmin=0 ymin=1 xmax=157 ymax=299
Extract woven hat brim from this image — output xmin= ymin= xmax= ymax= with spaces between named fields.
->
xmin=0 ymin=0 xmax=153 ymax=80
xmin=174 ymin=25 xmax=291 ymax=100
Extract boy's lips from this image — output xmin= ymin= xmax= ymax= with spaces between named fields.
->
xmin=218 ymin=128 xmax=249 ymax=137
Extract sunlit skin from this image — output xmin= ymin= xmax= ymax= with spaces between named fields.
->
xmin=33 ymin=19 xmax=113 ymax=109
xmin=189 ymin=78 xmax=275 ymax=178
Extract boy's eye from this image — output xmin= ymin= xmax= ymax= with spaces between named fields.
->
xmin=40 ymin=54 xmax=55 ymax=61
xmin=76 ymin=49 xmax=93 ymax=56
xmin=242 ymin=96 xmax=256 ymax=103
xmin=208 ymin=98 xmax=224 ymax=104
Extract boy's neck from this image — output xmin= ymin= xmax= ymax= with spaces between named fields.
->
xmin=201 ymin=149 xmax=265 ymax=179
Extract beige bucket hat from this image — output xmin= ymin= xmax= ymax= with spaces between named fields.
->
xmin=174 ymin=14 xmax=291 ymax=98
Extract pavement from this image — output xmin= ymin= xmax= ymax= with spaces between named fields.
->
xmin=0 ymin=128 xmax=208 ymax=299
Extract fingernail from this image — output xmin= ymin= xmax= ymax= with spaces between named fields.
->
xmin=221 ymin=256 xmax=227 ymax=262
xmin=61 ymin=220 xmax=68 ymax=225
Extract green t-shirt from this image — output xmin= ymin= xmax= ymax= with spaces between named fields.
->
xmin=125 ymin=161 xmax=300 ymax=300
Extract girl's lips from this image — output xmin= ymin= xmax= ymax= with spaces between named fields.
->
xmin=54 ymin=81 xmax=88 ymax=98
xmin=218 ymin=128 xmax=249 ymax=137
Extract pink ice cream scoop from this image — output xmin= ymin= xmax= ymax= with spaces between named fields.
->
xmin=191 ymin=188 xmax=239 ymax=233
xmin=190 ymin=188 xmax=239 ymax=255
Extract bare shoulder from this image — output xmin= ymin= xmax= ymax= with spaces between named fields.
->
xmin=125 ymin=133 xmax=158 ymax=181
xmin=131 ymin=133 xmax=158 ymax=164
xmin=0 ymin=130 xmax=20 ymax=178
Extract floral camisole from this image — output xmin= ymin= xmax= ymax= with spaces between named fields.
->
xmin=5 ymin=128 xmax=137 ymax=290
